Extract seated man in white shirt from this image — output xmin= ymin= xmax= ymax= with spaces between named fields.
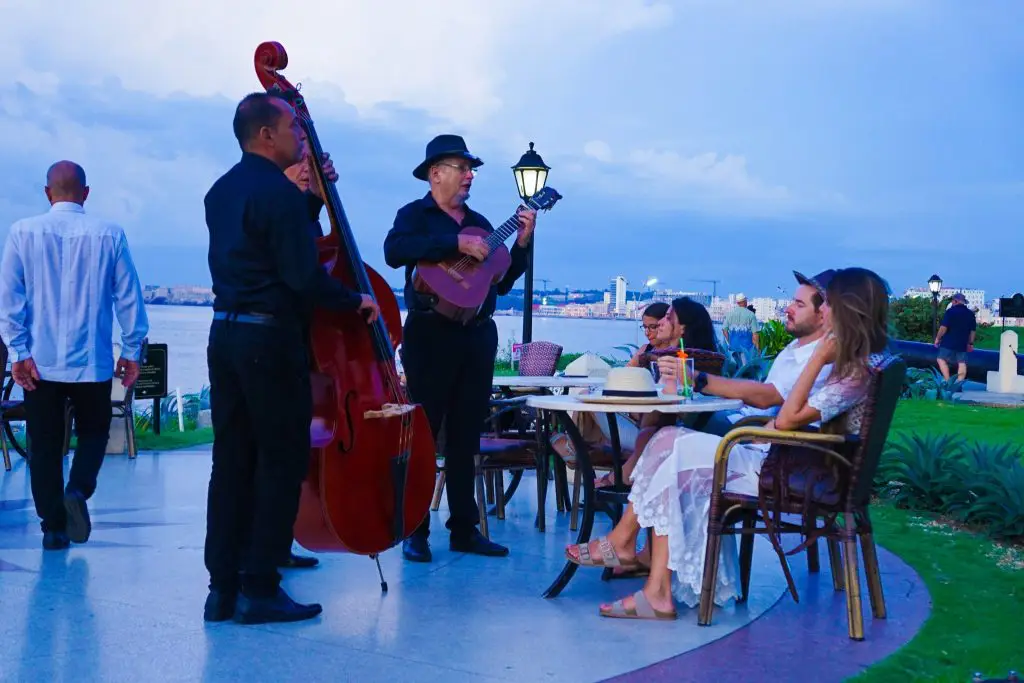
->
xmin=695 ymin=269 xmax=836 ymax=435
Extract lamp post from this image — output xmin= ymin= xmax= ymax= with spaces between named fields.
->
xmin=928 ymin=274 xmax=943 ymax=338
xmin=512 ymin=142 xmax=551 ymax=343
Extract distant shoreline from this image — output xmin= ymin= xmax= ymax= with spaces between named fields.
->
xmin=142 ymin=300 xmax=644 ymax=321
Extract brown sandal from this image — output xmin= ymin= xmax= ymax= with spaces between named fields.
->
xmin=600 ymin=590 xmax=677 ymax=620
xmin=565 ymin=537 xmax=642 ymax=571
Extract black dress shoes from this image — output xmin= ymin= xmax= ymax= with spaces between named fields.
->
xmin=279 ymin=552 xmax=319 ymax=569
xmin=402 ymin=534 xmax=432 ymax=563
xmin=450 ymin=529 xmax=509 ymax=557
xmin=233 ymin=588 xmax=322 ymax=625
xmin=63 ymin=490 xmax=91 ymax=544
xmin=42 ymin=530 xmax=70 ymax=550
xmin=203 ymin=590 xmax=237 ymax=622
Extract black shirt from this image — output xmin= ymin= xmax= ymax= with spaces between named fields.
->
xmin=383 ymin=192 xmax=530 ymax=319
xmin=204 ymin=153 xmax=362 ymax=325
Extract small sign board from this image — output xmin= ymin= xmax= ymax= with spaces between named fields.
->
xmin=134 ymin=343 xmax=168 ymax=399
xmin=511 ymin=343 xmax=523 ymax=363
xmin=999 ymin=293 xmax=1024 ymax=319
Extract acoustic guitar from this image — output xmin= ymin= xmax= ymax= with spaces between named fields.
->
xmin=412 ymin=186 xmax=562 ymax=323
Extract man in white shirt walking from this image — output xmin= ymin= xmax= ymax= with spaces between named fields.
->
xmin=0 ymin=161 xmax=149 ymax=550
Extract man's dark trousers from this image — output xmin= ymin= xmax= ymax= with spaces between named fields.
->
xmin=24 ymin=379 xmax=113 ymax=532
xmin=204 ymin=317 xmax=312 ymax=598
xmin=401 ymin=311 xmax=498 ymax=540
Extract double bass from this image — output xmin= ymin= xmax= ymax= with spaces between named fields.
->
xmin=254 ymin=42 xmax=437 ymax=589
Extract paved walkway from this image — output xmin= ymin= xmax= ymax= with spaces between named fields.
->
xmin=0 ymin=448 xmax=929 ymax=682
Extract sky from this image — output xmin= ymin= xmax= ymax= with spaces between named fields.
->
xmin=1 ymin=0 xmax=1021 ymax=300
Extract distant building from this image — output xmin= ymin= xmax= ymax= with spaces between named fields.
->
xmin=609 ymin=275 xmax=627 ymax=315
xmin=904 ymin=286 xmax=986 ymax=310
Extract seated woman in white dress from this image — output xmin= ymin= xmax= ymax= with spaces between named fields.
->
xmin=564 ymin=267 xmax=893 ymax=620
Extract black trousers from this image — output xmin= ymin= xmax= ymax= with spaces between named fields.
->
xmin=23 ymin=379 xmax=113 ymax=533
xmin=401 ymin=311 xmax=498 ymax=539
xmin=204 ymin=320 xmax=312 ymax=598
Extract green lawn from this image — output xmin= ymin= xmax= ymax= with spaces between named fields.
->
xmin=853 ymin=504 xmax=1023 ymax=683
xmin=133 ymin=426 xmax=213 ymax=451
xmin=855 ymin=399 xmax=1024 ymax=682
xmin=974 ymin=325 xmax=1024 ymax=351
xmin=891 ymin=399 xmax=1024 ymax=450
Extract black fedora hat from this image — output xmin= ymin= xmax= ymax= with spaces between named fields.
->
xmin=412 ymin=134 xmax=483 ymax=181
xmin=793 ymin=269 xmax=837 ymax=297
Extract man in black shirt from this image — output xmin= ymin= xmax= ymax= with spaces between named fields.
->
xmin=202 ymin=92 xmax=379 ymax=625
xmin=384 ymin=134 xmax=536 ymax=563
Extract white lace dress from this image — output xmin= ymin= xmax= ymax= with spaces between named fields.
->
xmin=627 ymin=353 xmax=889 ymax=608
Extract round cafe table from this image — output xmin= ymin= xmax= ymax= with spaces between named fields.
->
xmin=488 ymin=375 xmax=607 ymax=528
xmin=525 ymin=392 xmax=743 ymax=598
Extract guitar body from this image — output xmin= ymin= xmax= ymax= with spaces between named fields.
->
xmin=412 ymin=226 xmax=513 ymax=323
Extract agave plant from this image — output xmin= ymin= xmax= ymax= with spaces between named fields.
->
xmin=968 ymin=460 xmax=1024 ymax=540
xmin=875 ymin=432 xmax=966 ymax=510
xmin=900 ymin=367 xmax=963 ymax=400
xmin=716 ymin=341 xmax=771 ymax=381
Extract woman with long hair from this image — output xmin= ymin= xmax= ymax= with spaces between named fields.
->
xmin=564 ymin=267 xmax=893 ymax=620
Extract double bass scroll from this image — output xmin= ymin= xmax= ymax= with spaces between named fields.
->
xmin=253 ymin=41 xmax=437 ymax=557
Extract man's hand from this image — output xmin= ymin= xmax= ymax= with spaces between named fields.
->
xmin=515 ymin=207 xmax=537 ymax=247
xmin=11 ymin=358 xmax=39 ymax=391
xmin=458 ymin=234 xmax=490 ymax=261
xmin=116 ymin=357 xmax=140 ymax=389
xmin=357 ymin=294 xmax=380 ymax=323
xmin=319 ymin=152 xmax=338 ymax=184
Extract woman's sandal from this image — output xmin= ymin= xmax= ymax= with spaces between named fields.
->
xmin=599 ymin=590 xmax=677 ymax=621
xmin=565 ymin=537 xmax=643 ymax=571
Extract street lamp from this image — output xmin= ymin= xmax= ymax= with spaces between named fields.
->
xmin=512 ymin=142 xmax=551 ymax=343
xmin=928 ymin=274 xmax=943 ymax=337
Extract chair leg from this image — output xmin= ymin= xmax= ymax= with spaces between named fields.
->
xmin=569 ymin=468 xmax=581 ymax=531
xmin=737 ymin=517 xmax=755 ymax=603
xmin=474 ymin=456 xmax=489 ymax=539
xmin=484 ymin=470 xmax=495 ymax=505
xmin=1 ymin=423 xmax=11 ymax=472
xmin=841 ymin=514 xmax=865 ymax=641
xmin=827 ymin=538 xmax=845 ymax=592
xmin=495 ymin=471 xmax=506 ymax=520
xmin=697 ymin=518 xmax=725 ymax=626
xmin=431 ymin=471 xmax=446 ymax=511
xmin=859 ymin=530 xmax=887 ymax=619
xmin=126 ymin=411 xmax=137 ymax=460
xmin=806 ymin=539 xmax=820 ymax=573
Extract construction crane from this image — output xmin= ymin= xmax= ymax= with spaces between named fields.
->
xmin=536 ymin=278 xmax=551 ymax=293
xmin=689 ymin=278 xmax=721 ymax=299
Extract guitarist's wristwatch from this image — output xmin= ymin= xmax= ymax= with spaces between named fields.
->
xmin=693 ymin=371 xmax=709 ymax=395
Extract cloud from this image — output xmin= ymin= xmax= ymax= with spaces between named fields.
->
xmin=1 ymin=0 xmax=671 ymax=129
xmin=583 ymin=140 xmax=613 ymax=163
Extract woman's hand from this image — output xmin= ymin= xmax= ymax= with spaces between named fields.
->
xmin=813 ymin=332 xmax=837 ymax=366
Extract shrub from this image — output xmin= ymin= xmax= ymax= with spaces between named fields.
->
xmin=875 ymin=433 xmax=1024 ymax=543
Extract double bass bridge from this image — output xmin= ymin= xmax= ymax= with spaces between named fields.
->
xmin=363 ymin=403 xmax=416 ymax=420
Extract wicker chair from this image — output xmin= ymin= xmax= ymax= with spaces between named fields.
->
xmin=696 ymin=355 xmax=906 ymax=641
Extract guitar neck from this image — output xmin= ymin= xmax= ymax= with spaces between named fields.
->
xmin=481 ymin=197 xmax=540 ymax=250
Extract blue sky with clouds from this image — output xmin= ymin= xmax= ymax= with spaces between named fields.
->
xmin=1 ymin=0 xmax=1021 ymax=299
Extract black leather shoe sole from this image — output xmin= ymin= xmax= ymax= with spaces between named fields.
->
xmin=204 ymin=591 xmax=237 ymax=622
xmin=42 ymin=531 xmax=71 ymax=550
xmin=279 ymin=553 xmax=319 ymax=569
xmin=64 ymin=492 xmax=91 ymax=544
xmin=449 ymin=537 xmax=509 ymax=557
xmin=233 ymin=597 xmax=323 ymax=625
xmin=402 ymin=537 xmax=432 ymax=563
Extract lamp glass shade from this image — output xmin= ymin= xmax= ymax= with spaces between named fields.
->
xmin=928 ymin=274 xmax=943 ymax=294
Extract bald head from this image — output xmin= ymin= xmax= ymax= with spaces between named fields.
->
xmin=45 ymin=160 xmax=89 ymax=205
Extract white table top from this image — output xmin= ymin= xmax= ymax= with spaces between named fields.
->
xmin=525 ymin=393 xmax=743 ymax=414
xmin=492 ymin=375 xmax=607 ymax=388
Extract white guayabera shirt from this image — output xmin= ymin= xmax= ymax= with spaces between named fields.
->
xmin=0 ymin=202 xmax=149 ymax=383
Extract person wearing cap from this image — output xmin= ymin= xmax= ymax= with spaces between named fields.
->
xmin=722 ymin=293 xmax=759 ymax=363
xmin=383 ymin=134 xmax=537 ymax=563
xmin=933 ymin=291 xmax=976 ymax=382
